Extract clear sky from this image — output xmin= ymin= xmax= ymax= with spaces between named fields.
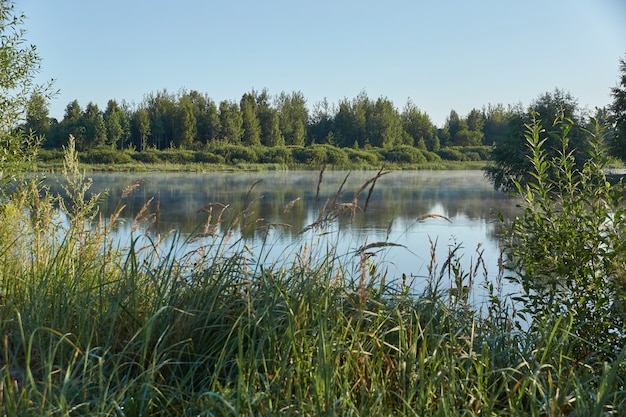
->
xmin=18 ymin=0 xmax=626 ymax=127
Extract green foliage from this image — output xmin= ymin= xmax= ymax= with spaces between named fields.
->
xmin=437 ymin=147 xmax=468 ymax=161
xmin=130 ymin=148 xmax=163 ymax=164
xmin=194 ymin=150 xmax=224 ymax=164
xmin=609 ymin=54 xmax=626 ymax=162
xmin=211 ymin=144 xmax=259 ymax=164
xmin=383 ymin=144 xmax=427 ymax=164
xmin=258 ymin=146 xmax=293 ymax=164
xmin=504 ymin=115 xmax=626 ymax=355
xmin=80 ymin=147 xmax=135 ymax=164
xmin=158 ymin=149 xmax=197 ymax=164
xmin=345 ymin=147 xmax=380 ymax=165
xmin=0 ymin=158 xmax=624 ymax=414
xmin=0 ymin=0 xmax=52 ymax=181
xmin=486 ymin=89 xmax=590 ymax=190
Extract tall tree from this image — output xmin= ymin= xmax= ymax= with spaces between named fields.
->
xmin=402 ymin=101 xmax=439 ymax=151
xmin=145 ymin=90 xmax=176 ymax=149
xmin=82 ymin=102 xmax=106 ymax=149
xmin=486 ymin=89 xmax=590 ymax=190
xmin=276 ymin=91 xmax=307 ymax=146
xmin=173 ymin=94 xmax=197 ymax=149
xmin=57 ymin=100 xmax=85 ymax=149
xmin=482 ymin=103 xmax=515 ymax=146
xmin=24 ymin=92 xmax=51 ymax=140
xmin=0 ymin=0 xmax=53 ymax=179
xmin=366 ymin=97 xmax=402 ymax=148
xmin=609 ymin=55 xmax=626 ymax=161
xmin=309 ymin=98 xmax=336 ymax=145
xmin=240 ymin=92 xmax=261 ymax=146
xmin=131 ymin=107 xmax=151 ymax=151
xmin=218 ymin=100 xmax=243 ymax=143
xmin=104 ymin=99 xmax=123 ymax=149
xmin=256 ymin=89 xmax=282 ymax=146
xmin=335 ymin=93 xmax=368 ymax=148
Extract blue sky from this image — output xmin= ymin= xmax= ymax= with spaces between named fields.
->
xmin=19 ymin=0 xmax=626 ymax=126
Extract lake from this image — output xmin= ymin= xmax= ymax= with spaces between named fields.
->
xmin=61 ymin=170 xmax=520 ymax=302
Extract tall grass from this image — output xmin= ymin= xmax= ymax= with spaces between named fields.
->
xmin=0 ymin=133 xmax=624 ymax=415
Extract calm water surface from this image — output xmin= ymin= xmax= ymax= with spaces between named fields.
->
xmin=75 ymin=170 xmax=520 ymax=300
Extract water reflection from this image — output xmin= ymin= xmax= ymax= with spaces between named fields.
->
xmin=50 ymin=170 xmax=520 ymax=297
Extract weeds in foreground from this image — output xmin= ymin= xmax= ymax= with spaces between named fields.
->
xmin=0 ymin=128 xmax=624 ymax=415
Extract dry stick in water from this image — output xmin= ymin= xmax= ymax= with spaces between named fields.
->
xmin=316 ymin=164 xmax=326 ymax=202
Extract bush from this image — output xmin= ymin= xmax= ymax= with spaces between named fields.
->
xmin=383 ymin=145 xmax=427 ymax=164
xmin=212 ymin=144 xmax=259 ymax=164
xmin=345 ymin=148 xmax=380 ymax=165
xmin=504 ymin=116 xmax=626 ymax=356
xmin=159 ymin=149 xmax=196 ymax=164
xmin=194 ymin=151 xmax=225 ymax=164
xmin=460 ymin=145 xmax=492 ymax=160
xmin=258 ymin=147 xmax=294 ymax=164
xmin=436 ymin=147 xmax=467 ymax=161
xmin=421 ymin=150 xmax=442 ymax=162
xmin=130 ymin=149 xmax=163 ymax=164
xmin=291 ymin=144 xmax=343 ymax=166
xmin=80 ymin=148 xmax=134 ymax=165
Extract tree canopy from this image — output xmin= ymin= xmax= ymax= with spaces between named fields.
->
xmin=0 ymin=0 xmax=53 ymax=180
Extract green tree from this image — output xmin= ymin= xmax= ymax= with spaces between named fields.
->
xmin=482 ymin=103 xmax=515 ymax=146
xmin=609 ymin=54 xmax=626 ymax=161
xmin=145 ymin=90 xmax=176 ymax=149
xmin=334 ymin=93 xmax=368 ymax=148
xmin=174 ymin=94 xmax=196 ymax=149
xmin=486 ymin=89 xmax=590 ymax=190
xmin=82 ymin=102 xmax=106 ymax=149
xmin=402 ymin=101 xmax=439 ymax=151
xmin=256 ymin=89 xmax=282 ymax=147
xmin=57 ymin=100 xmax=85 ymax=149
xmin=218 ymin=100 xmax=243 ymax=143
xmin=131 ymin=107 xmax=151 ymax=151
xmin=309 ymin=98 xmax=336 ymax=145
xmin=187 ymin=90 xmax=219 ymax=145
xmin=446 ymin=110 xmax=463 ymax=141
xmin=103 ymin=99 xmax=124 ymax=149
xmin=0 ymin=0 xmax=53 ymax=179
xmin=24 ymin=92 xmax=51 ymax=143
xmin=366 ymin=97 xmax=403 ymax=148
xmin=240 ymin=92 xmax=261 ymax=146
xmin=276 ymin=91 xmax=307 ymax=146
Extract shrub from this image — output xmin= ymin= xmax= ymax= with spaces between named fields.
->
xmin=80 ymin=147 xmax=134 ymax=165
xmin=130 ymin=149 xmax=163 ymax=164
xmin=422 ymin=150 xmax=442 ymax=162
xmin=323 ymin=145 xmax=349 ymax=166
xmin=258 ymin=146 xmax=294 ymax=164
xmin=194 ymin=151 xmax=225 ymax=164
xmin=436 ymin=147 xmax=467 ymax=161
xmin=345 ymin=148 xmax=380 ymax=165
xmin=212 ymin=144 xmax=259 ymax=164
xmin=159 ymin=149 xmax=196 ymax=164
xmin=504 ymin=115 xmax=626 ymax=356
xmin=291 ymin=144 xmax=325 ymax=165
xmin=460 ymin=145 xmax=492 ymax=160
xmin=383 ymin=145 xmax=427 ymax=164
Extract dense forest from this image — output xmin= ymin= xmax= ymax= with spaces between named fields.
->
xmin=21 ymin=84 xmax=621 ymax=169
xmin=25 ymin=89 xmax=505 ymax=151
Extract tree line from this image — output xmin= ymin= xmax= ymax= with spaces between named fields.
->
xmin=21 ymin=58 xmax=626 ymax=176
xmin=24 ymin=88 xmax=523 ymax=153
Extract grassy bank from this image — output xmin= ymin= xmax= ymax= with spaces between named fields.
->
xmin=1 ymin=128 xmax=625 ymax=415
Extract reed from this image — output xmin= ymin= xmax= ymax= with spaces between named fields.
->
xmin=0 ymin=138 xmax=624 ymax=415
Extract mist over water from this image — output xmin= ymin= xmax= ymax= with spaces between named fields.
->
xmin=53 ymin=170 xmax=521 ymax=302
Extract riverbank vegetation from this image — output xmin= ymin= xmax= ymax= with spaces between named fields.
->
xmin=2 ymin=2 xmax=626 ymax=414
xmin=1 ymin=121 xmax=625 ymax=415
